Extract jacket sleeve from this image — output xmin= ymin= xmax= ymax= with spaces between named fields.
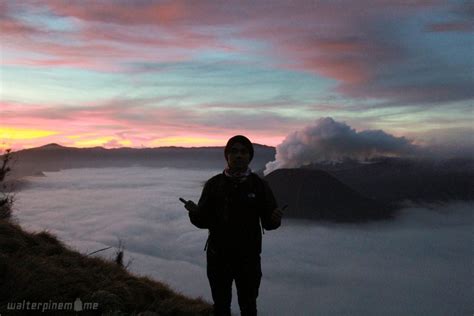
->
xmin=260 ymin=179 xmax=281 ymax=230
xmin=189 ymin=180 xmax=213 ymax=229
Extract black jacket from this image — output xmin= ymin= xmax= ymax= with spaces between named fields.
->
xmin=189 ymin=172 xmax=280 ymax=256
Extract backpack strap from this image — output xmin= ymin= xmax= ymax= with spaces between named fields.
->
xmin=249 ymin=173 xmax=266 ymax=235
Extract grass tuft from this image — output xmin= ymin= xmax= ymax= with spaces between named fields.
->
xmin=0 ymin=219 xmax=213 ymax=315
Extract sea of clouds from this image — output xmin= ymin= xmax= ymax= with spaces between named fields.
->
xmin=14 ymin=167 xmax=473 ymax=315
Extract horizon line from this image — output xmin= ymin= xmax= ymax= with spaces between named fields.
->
xmin=7 ymin=142 xmax=276 ymax=152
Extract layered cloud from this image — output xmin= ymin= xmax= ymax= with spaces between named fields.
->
xmin=0 ymin=98 xmax=297 ymax=149
xmin=1 ymin=1 xmax=472 ymax=149
xmin=2 ymin=1 xmax=472 ymax=102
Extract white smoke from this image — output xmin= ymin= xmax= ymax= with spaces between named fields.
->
xmin=264 ymin=117 xmax=417 ymax=175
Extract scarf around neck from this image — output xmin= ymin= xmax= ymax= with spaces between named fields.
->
xmin=224 ymin=166 xmax=252 ymax=182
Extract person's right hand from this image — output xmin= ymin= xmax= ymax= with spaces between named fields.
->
xmin=183 ymin=200 xmax=199 ymax=213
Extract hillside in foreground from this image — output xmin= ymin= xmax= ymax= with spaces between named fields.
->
xmin=0 ymin=218 xmax=212 ymax=315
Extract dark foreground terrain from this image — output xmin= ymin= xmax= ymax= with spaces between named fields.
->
xmin=0 ymin=218 xmax=212 ymax=316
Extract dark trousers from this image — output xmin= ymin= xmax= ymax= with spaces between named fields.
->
xmin=207 ymin=249 xmax=262 ymax=316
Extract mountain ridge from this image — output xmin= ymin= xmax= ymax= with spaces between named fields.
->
xmin=265 ymin=168 xmax=394 ymax=222
xmin=301 ymin=157 xmax=474 ymax=202
xmin=4 ymin=147 xmax=471 ymax=222
xmin=6 ymin=143 xmax=276 ymax=179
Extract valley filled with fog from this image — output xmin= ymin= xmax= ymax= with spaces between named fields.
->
xmin=14 ymin=167 xmax=472 ymax=315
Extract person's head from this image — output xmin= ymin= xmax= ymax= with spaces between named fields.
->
xmin=224 ymin=135 xmax=254 ymax=171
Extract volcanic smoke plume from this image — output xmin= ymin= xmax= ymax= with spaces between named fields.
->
xmin=264 ymin=117 xmax=417 ymax=175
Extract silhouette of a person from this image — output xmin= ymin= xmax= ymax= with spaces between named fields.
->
xmin=183 ymin=135 xmax=282 ymax=316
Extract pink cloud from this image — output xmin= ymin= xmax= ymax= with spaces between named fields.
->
xmin=1 ymin=98 xmax=299 ymax=149
xmin=0 ymin=0 xmax=440 ymax=79
xmin=232 ymin=2 xmax=426 ymax=88
xmin=45 ymin=1 xmax=189 ymax=26
xmin=1 ymin=2 xmax=234 ymax=71
xmin=3 ymin=0 xmax=471 ymax=105
xmin=0 ymin=15 xmax=37 ymax=36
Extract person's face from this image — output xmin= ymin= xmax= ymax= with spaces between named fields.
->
xmin=227 ymin=142 xmax=250 ymax=171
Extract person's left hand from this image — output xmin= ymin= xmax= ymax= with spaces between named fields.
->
xmin=270 ymin=208 xmax=283 ymax=224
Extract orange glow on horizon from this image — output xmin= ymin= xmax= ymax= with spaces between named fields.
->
xmin=0 ymin=127 xmax=59 ymax=140
xmin=1 ymin=129 xmax=283 ymax=150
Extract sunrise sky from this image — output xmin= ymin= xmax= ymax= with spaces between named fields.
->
xmin=1 ymin=0 xmax=473 ymax=150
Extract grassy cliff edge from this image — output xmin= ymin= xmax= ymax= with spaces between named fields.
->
xmin=0 ymin=219 xmax=213 ymax=315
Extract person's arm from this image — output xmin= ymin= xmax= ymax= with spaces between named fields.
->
xmin=260 ymin=179 xmax=282 ymax=230
xmin=188 ymin=180 xmax=213 ymax=229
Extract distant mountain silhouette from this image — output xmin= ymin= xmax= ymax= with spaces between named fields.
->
xmin=6 ymin=146 xmax=471 ymax=222
xmin=265 ymin=168 xmax=393 ymax=222
xmin=8 ymin=144 xmax=276 ymax=178
xmin=37 ymin=143 xmax=65 ymax=149
xmin=303 ymin=157 xmax=474 ymax=203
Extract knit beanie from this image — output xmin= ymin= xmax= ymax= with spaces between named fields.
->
xmin=224 ymin=135 xmax=254 ymax=162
